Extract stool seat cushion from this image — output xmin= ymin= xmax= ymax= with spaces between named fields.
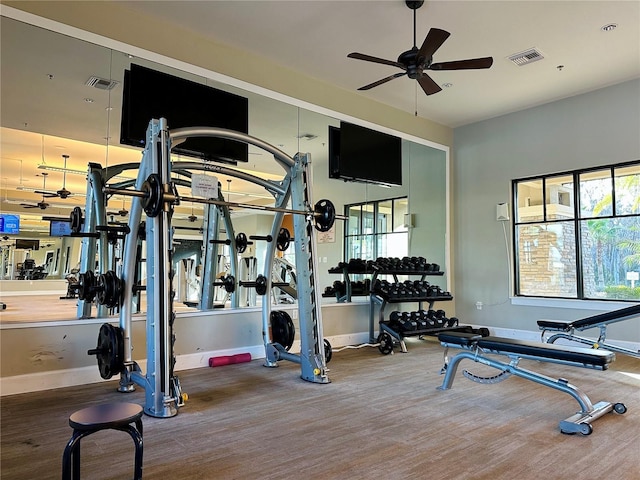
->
xmin=69 ymin=402 xmax=143 ymax=431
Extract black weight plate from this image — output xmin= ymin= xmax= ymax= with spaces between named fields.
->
xmin=377 ymin=332 xmax=394 ymax=355
xmin=91 ymin=323 xmax=124 ymax=380
xmin=314 ymin=199 xmax=336 ymax=232
xmin=69 ymin=206 xmax=83 ymax=234
xmin=78 ymin=270 xmax=95 ymax=302
xmin=255 ymin=275 xmax=268 ymax=296
xmin=222 ymin=274 xmax=236 ymax=293
xmin=276 ymin=227 xmax=291 ymax=252
xmin=271 ymin=311 xmax=295 ymax=351
xmin=235 ymin=232 xmax=248 ymax=254
xmin=142 ymin=173 xmax=163 ymax=217
xmin=324 ymin=338 xmax=332 ymax=363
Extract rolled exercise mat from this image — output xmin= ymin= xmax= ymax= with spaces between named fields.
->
xmin=209 ymin=353 xmax=252 ymax=367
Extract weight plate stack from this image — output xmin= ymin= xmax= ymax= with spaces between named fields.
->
xmin=271 ymin=310 xmax=295 ymax=351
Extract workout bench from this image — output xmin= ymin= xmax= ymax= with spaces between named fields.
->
xmin=437 ymin=332 xmax=627 ymax=435
xmin=538 ymin=304 xmax=640 ymax=358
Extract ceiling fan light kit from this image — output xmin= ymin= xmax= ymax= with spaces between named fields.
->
xmin=348 ymin=0 xmax=493 ymax=96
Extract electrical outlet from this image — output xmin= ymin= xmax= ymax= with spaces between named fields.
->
xmin=475 ymin=301 xmax=483 ymax=310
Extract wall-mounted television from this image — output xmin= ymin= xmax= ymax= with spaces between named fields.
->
xmin=120 ymin=64 xmax=249 ymax=164
xmin=15 ymin=239 xmax=39 ymax=250
xmin=0 ymin=214 xmax=20 ymax=234
xmin=49 ymin=219 xmax=72 ymax=237
xmin=328 ymin=122 xmax=402 ymax=186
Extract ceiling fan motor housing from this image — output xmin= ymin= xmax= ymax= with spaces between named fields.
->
xmin=406 ymin=1 xmax=424 ymax=9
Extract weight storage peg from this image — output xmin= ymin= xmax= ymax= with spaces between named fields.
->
xmin=76 ymin=270 xmax=124 ymax=308
xmin=239 ymin=274 xmax=289 ymax=296
xmin=235 ymin=232 xmax=274 ymax=253
xmin=213 ymin=274 xmax=236 ymax=293
xmin=104 ymin=173 xmax=346 ymax=232
xmin=213 ymin=228 xmax=294 ymax=252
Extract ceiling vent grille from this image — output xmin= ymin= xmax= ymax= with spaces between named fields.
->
xmin=508 ymin=48 xmax=544 ymax=66
xmin=85 ymin=76 xmax=119 ymax=90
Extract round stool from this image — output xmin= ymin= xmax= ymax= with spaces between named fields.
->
xmin=61 ymin=402 xmax=143 ymax=480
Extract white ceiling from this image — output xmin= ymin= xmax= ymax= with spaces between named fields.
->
xmin=1 ymin=1 xmax=639 ymax=232
xmin=120 ymin=0 xmax=640 ymax=127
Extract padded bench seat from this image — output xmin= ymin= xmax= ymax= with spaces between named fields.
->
xmin=438 ymin=331 xmax=615 ymax=368
xmin=436 ymin=331 xmax=626 ymax=435
xmin=538 ymin=304 xmax=640 ymax=331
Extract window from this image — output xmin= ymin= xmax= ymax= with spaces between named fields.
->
xmin=513 ymin=161 xmax=640 ymax=301
xmin=344 ymin=197 xmax=408 ymax=261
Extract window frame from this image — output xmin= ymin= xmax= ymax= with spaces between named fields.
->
xmin=512 ymin=160 xmax=640 ymax=302
xmin=343 ymin=196 xmax=408 ymax=261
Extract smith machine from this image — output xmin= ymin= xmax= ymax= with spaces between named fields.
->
xmin=82 ymin=118 xmax=341 ymax=417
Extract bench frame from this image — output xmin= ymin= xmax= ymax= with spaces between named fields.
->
xmin=538 ymin=304 xmax=640 ymax=359
xmin=437 ymin=332 xmax=626 ymax=435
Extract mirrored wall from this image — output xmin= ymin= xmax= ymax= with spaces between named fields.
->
xmin=0 ymin=14 xmax=447 ymax=323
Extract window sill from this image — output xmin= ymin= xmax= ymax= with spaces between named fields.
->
xmin=510 ymin=296 xmax=637 ymax=311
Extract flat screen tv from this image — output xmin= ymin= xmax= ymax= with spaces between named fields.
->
xmin=329 ymin=122 xmax=402 ymax=186
xmin=49 ymin=219 xmax=72 ymax=237
xmin=0 ymin=214 xmax=19 ymax=234
xmin=120 ymin=64 xmax=249 ymax=164
xmin=15 ymin=239 xmax=39 ymax=250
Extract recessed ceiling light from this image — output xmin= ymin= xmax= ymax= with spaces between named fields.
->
xmin=601 ymin=23 xmax=618 ymax=32
xmin=442 ymin=83 xmax=453 ymax=88
xmin=84 ymin=98 xmax=95 ymax=103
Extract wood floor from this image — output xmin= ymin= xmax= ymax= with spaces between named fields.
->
xmin=1 ymin=337 xmax=639 ymax=479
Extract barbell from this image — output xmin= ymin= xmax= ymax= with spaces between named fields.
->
xmin=104 ymin=173 xmax=345 ymax=232
xmin=210 ymin=228 xmax=294 ymax=252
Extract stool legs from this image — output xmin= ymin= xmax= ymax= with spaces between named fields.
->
xmin=62 ymin=425 xmax=143 ymax=480
xmin=116 ymin=424 xmax=144 ymax=480
xmin=62 ymin=430 xmax=91 ymax=480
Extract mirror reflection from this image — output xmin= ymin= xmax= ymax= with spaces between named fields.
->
xmin=0 ymin=16 xmax=447 ymax=324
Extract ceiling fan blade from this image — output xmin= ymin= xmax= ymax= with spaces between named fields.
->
xmin=20 ymin=203 xmax=38 ymax=209
xmin=34 ymin=190 xmax=58 ymax=198
xmin=429 ymin=57 xmax=494 ymax=71
xmin=348 ymin=52 xmax=406 ymax=70
xmin=417 ymin=74 xmax=442 ymax=96
xmin=357 ymin=72 xmax=407 ymax=91
xmin=418 ymin=28 xmax=450 ymax=61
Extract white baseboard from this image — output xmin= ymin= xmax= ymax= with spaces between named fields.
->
xmin=0 ymin=332 xmax=370 ymax=396
xmin=3 ymin=329 xmax=636 ymax=397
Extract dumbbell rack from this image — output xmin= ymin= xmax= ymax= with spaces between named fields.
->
xmin=326 ymin=263 xmax=374 ymax=302
xmin=369 ymin=268 xmax=455 ymax=353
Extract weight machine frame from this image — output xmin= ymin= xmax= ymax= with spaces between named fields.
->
xmin=113 ymin=118 xmax=329 ymax=418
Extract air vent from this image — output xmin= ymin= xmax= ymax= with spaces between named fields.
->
xmin=508 ymin=48 xmax=545 ymax=66
xmin=85 ymin=76 xmax=119 ymax=90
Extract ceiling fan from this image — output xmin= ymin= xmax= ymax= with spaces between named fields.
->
xmin=21 ymin=173 xmax=52 ymax=210
xmin=54 ymin=154 xmax=72 ymax=199
xmin=107 ymin=196 xmax=129 ymax=217
xmin=347 ymin=0 xmax=493 ymax=96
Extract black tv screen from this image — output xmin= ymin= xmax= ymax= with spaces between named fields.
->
xmin=15 ymin=239 xmax=39 ymax=250
xmin=329 ymin=122 xmax=402 ymax=186
xmin=120 ymin=64 xmax=249 ymax=164
xmin=49 ymin=220 xmax=72 ymax=237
